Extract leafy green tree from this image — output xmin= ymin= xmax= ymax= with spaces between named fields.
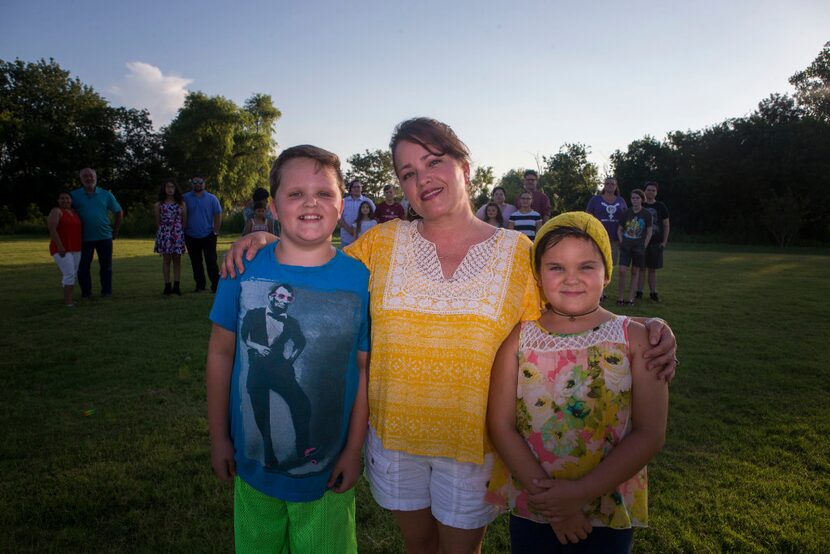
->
xmin=470 ymin=165 xmax=494 ymax=207
xmin=0 ymin=58 xmax=166 ymax=220
xmin=789 ymin=41 xmax=830 ymax=122
xmin=497 ymin=169 xmax=526 ymax=204
xmin=109 ymin=107 xmax=165 ymax=207
xmin=163 ymin=91 xmax=280 ymax=207
xmin=345 ymin=149 xmax=395 ymax=199
xmin=0 ymin=58 xmax=117 ymax=217
xmin=542 ymin=143 xmax=599 ymax=212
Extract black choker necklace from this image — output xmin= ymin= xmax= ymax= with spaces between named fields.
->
xmin=551 ymin=305 xmax=600 ymax=322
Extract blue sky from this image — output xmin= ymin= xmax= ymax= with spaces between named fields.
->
xmin=2 ymin=0 xmax=828 ymax=179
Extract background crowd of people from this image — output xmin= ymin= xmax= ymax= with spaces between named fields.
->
xmin=48 ymin=163 xmax=671 ymax=310
xmin=474 ymin=172 xmax=671 ymax=304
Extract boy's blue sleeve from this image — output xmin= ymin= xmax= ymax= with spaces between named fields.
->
xmin=209 ymin=275 xmax=241 ymax=332
xmin=357 ymin=287 xmax=370 ymax=353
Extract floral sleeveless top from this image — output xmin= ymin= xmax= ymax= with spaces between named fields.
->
xmin=486 ymin=315 xmax=648 ymax=528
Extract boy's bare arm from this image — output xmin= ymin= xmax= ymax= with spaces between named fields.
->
xmin=206 ymin=324 xmax=237 ymax=481
xmin=328 ymin=351 xmax=369 ymax=493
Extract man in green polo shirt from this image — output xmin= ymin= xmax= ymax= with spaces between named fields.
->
xmin=71 ymin=168 xmax=123 ymax=298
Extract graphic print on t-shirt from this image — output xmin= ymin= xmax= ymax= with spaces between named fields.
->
xmin=602 ymin=201 xmax=621 ymax=221
xmin=237 ymin=279 xmax=361 ymax=477
xmin=622 ymin=213 xmax=648 ymax=240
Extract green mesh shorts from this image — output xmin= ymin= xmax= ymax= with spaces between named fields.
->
xmin=234 ymin=477 xmax=357 ymax=553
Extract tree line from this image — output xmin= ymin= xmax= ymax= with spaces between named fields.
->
xmin=3 ymin=42 xmax=829 ymax=245
xmin=0 ymin=58 xmax=280 ymax=231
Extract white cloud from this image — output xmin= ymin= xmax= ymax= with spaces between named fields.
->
xmin=109 ymin=62 xmax=192 ymax=128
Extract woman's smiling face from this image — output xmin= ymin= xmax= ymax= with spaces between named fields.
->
xmin=393 ymin=140 xmax=470 ymax=223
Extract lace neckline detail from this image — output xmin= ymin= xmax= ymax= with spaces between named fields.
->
xmin=522 ymin=315 xmax=627 ymax=352
xmin=411 ymin=222 xmax=499 ymax=282
xmin=378 ymin=221 xmax=521 ymax=320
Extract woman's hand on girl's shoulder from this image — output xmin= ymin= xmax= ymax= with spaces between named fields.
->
xmin=640 ymin=318 xmax=678 ymax=383
xmin=626 ymin=319 xmax=650 ymax=357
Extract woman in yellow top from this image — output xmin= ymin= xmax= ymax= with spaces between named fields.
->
xmin=223 ymin=117 xmax=678 ymax=553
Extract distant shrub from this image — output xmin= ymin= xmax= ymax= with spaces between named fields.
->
xmin=222 ymin=209 xmax=245 ymax=235
xmin=120 ymin=203 xmax=156 ymax=237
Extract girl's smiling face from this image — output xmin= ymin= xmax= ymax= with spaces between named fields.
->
xmin=538 ymin=236 xmax=608 ymax=315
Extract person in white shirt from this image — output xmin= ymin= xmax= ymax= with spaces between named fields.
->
xmin=339 ymin=179 xmax=376 ymax=246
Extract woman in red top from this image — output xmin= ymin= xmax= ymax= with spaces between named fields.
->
xmin=47 ymin=190 xmax=83 ymax=307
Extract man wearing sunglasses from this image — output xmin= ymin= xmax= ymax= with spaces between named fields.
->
xmin=183 ymin=176 xmax=223 ymax=292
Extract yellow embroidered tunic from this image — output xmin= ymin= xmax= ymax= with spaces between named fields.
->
xmin=347 ymin=220 xmax=540 ymax=464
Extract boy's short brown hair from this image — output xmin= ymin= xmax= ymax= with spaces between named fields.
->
xmin=631 ymin=188 xmax=646 ymax=201
xmin=269 ymin=145 xmax=344 ymax=197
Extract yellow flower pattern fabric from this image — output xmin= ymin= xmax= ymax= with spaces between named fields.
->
xmin=487 ymin=316 xmax=649 ymax=528
xmin=346 ymin=219 xmax=541 ymax=464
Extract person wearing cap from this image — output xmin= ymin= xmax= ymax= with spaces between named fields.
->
xmin=183 ymin=176 xmax=222 ymax=292
xmin=71 ymin=167 xmax=123 ymax=299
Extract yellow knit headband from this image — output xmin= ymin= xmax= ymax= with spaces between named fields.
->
xmin=531 ymin=211 xmax=613 ymax=281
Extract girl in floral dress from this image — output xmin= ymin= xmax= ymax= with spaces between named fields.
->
xmin=154 ymin=180 xmax=187 ymax=295
xmin=487 ymin=211 xmax=669 ymax=553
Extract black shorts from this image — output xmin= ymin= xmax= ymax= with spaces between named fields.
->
xmin=645 ymin=243 xmax=664 ymax=269
xmin=619 ymin=243 xmax=645 ymax=268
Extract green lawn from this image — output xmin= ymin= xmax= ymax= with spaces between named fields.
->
xmin=1 ymin=236 xmax=828 ymax=553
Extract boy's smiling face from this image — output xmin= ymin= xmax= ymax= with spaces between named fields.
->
xmin=273 ymin=158 xmax=344 ymax=249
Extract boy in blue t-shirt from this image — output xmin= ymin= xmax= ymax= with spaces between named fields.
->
xmin=207 ymin=145 xmax=369 ymax=553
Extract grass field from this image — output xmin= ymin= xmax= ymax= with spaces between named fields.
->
xmin=1 ymin=235 xmax=828 ymax=553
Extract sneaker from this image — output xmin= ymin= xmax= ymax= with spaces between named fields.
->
xmin=635 ymin=291 xmax=643 ymax=299
xmin=650 ymin=292 xmax=661 ymax=302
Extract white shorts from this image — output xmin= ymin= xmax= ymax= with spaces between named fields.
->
xmin=364 ymin=426 xmax=500 ymax=530
xmin=53 ymin=251 xmax=81 ymax=286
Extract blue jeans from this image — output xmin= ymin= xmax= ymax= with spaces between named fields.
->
xmin=79 ymin=239 xmax=113 ymax=297
xmin=509 ymin=514 xmax=634 ymax=554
